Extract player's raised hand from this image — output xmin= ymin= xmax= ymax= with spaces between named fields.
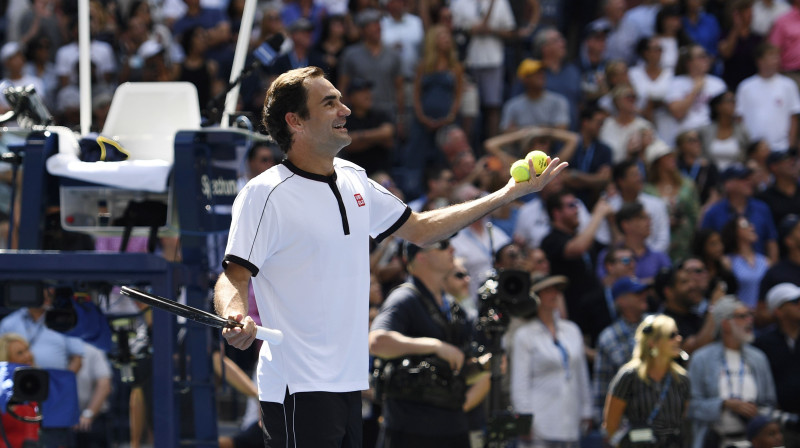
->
xmin=222 ymin=313 xmax=257 ymax=350
xmin=506 ymin=156 xmax=569 ymax=197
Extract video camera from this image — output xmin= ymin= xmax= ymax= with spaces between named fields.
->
xmin=477 ymin=269 xmax=538 ymax=334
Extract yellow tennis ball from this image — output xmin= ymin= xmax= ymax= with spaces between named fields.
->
xmin=525 ymin=150 xmax=549 ymax=175
xmin=510 ymin=160 xmax=531 ymax=182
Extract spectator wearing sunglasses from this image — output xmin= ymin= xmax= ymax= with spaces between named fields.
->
xmin=541 ymin=189 xmax=613 ymax=321
xmin=592 ymin=276 xmax=650 ymax=424
xmin=597 ymin=202 xmax=672 ymax=285
xmin=603 ymin=314 xmax=690 ymax=448
xmin=688 ymin=296 xmax=776 ymax=448
xmin=576 ymin=247 xmax=638 ymax=360
xmin=369 ymin=238 xmax=489 ymax=446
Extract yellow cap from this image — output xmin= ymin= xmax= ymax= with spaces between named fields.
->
xmin=517 ymin=59 xmax=543 ymax=79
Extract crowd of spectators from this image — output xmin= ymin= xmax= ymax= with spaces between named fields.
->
xmin=1 ymin=0 xmax=800 ymax=446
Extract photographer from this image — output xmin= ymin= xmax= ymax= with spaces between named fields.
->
xmin=369 ymin=238 xmax=489 ymax=447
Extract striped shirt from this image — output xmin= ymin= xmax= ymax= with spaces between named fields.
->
xmin=609 ymin=365 xmax=690 ymax=445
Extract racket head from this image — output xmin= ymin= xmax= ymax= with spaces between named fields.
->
xmin=120 ymin=286 xmax=240 ymax=330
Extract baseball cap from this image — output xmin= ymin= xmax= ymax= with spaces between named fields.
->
xmin=584 ymin=21 xmax=611 ymax=38
xmin=644 ymin=139 xmax=674 ymax=167
xmin=766 ymin=282 xmax=800 ymax=312
xmin=137 ymin=39 xmax=164 ymax=60
xmin=517 ymin=59 xmax=543 ymax=79
xmin=402 ymin=238 xmax=451 ymax=264
xmin=529 ymin=274 xmax=568 ymax=293
xmin=611 ymin=277 xmax=649 ymax=300
xmin=766 ymin=148 xmax=797 ymax=166
xmin=720 ymin=163 xmax=753 ymax=182
xmin=1 ymin=42 xmax=22 ymax=62
xmin=288 ymin=17 xmax=314 ymax=33
xmin=356 ymin=9 xmax=383 ymax=27
xmin=746 ymin=415 xmax=773 ymax=441
xmin=779 ymin=214 xmax=800 ymax=241
xmin=347 ymin=77 xmax=373 ymax=95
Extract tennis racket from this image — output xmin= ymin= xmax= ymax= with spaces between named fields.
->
xmin=120 ymin=286 xmax=283 ymax=344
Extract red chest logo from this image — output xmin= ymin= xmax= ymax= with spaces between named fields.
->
xmin=354 ymin=193 xmax=365 ymax=207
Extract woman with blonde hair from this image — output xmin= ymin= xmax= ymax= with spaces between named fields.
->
xmin=400 ymin=24 xmax=463 ymax=196
xmin=0 ymin=333 xmax=39 ymax=448
xmin=0 ymin=333 xmax=34 ymax=365
xmin=603 ymin=314 xmax=690 ymax=448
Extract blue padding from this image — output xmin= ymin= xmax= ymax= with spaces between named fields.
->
xmin=0 ymin=363 xmax=79 ymax=428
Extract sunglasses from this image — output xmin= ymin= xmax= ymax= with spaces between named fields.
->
xmin=668 ymin=330 xmax=680 ymax=339
xmin=617 ymin=256 xmax=633 ymax=265
xmin=430 ymin=240 xmax=451 ymax=251
xmin=453 ymin=271 xmax=469 ymax=279
xmin=732 ymin=312 xmax=753 ymax=320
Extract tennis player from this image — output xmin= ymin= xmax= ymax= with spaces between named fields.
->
xmin=214 ymin=66 xmax=568 ymax=447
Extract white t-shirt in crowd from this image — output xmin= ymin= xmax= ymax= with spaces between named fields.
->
xmin=752 ymin=0 xmax=791 ymax=37
xmin=707 ymin=136 xmax=742 ymax=171
xmin=451 ymin=0 xmax=515 ymax=68
xmin=224 ymin=158 xmax=410 ymax=403
xmin=629 ymin=63 xmax=674 ymax=110
xmin=54 ymin=41 xmax=117 ymax=86
xmin=513 ymin=196 xmax=591 ymax=250
xmin=599 ymin=115 xmax=655 ymax=163
xmin=735 ymin=73 xmax=800 ymax=151
xmin=381 ymin=13 xmax=424 ymax=79
xmin=663 ymin=74 xmax=727 ymax=144
xmin=595 ymin=192 xmax=671 ymax=253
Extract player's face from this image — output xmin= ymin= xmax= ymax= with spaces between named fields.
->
xmin=301 ymin=76 xmax=352 ymax=154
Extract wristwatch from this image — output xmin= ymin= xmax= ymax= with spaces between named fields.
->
xmin=81 ymin=409 xmax=95 ymax=419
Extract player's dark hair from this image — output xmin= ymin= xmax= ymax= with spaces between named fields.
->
xmin=263 ymin=66 xmax=324 ymax=153
xmin=755 ymin=41 xmax=778 ymax=61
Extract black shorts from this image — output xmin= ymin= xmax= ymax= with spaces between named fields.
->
xmin=260 ymin=389 xmax=362 ymax=448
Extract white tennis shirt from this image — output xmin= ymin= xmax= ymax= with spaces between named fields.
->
xmin=224 ymin=158 xmax=411 ymax=402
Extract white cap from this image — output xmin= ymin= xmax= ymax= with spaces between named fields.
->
xmin=137 ymin=40 xmax=163 ymax=60
xmin=1 ymin=42 xmax=22 ymax=62
xmin=766 ymin=282 xmax=800 ymax=312
xmin=644 ymin=139 xmax=674 ymax=167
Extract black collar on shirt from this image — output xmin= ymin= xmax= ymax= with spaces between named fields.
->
xmin=282 ymin=159 xmax=337 ymax=183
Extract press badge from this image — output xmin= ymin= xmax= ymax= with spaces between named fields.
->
xmin=628 ymin=428 xmax=655 ymax=443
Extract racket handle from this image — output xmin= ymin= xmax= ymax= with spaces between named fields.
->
xmin=255 ymin=325 xmax=284 ymax=345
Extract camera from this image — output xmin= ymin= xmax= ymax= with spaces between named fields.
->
xmin=477 ymin=269 xmax=538 ymax=333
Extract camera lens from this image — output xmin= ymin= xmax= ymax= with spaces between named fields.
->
xmin=502 ymin=276 xmax=525 ymax=296
xmin=18 ymin=374 xmax=42 ymax=397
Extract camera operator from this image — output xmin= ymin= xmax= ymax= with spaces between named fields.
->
xmin=0 ymin=286 xmax=84 ymax=448
xmin=369 ymin=238 xmax=489 ymax=447
xmin=0 ymin=333 xmax=39 ymax=448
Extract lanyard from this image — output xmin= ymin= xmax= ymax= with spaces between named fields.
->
xmin=24 ymin=314 xmax=46 ymax=347
xmin=604 ymin=287 xmax=617 ymax=321
xmin=680 ymin=160 xmax=701 ymax=181
xmin=464 ymin=225 xmax=494 ymax=259
xmin=646 ymin=373 xmax=673 ymax=425
xmin=580 ymin=142 xmax=595 ymax=173
xmin=723 ymin=354 xmax=745 ymax=400
xmin=553 ymin=338 xmax=571 ymax=380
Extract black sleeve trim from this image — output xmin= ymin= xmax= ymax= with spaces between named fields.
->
xmin=222 ymin=254 xmax=259 ymax=277
xmin=374 ymin=206 xmax=412 ymax=244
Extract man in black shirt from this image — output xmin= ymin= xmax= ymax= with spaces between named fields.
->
xmin=369 ymin=239 xmax=489 ymax=447
xmin=758 ymin=214 xmax=800 ymax=327
xmin=338 ymin=78 xmax=396 ymax=175
xmin=660 ymin=266 xmax=716 ymax=354
xmin=540 ymin=189 xmax=612 ymax=320
xmin=757 ymin=150 xmax=800 ymax=227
